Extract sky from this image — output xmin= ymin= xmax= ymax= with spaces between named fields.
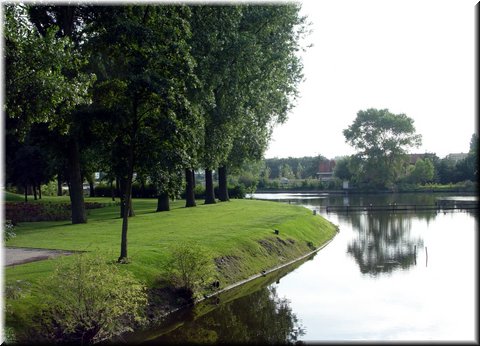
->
xmin=264 ymin=0 xmax=477 ymax=160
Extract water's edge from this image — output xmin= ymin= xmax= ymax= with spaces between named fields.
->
xmin=148 ymin=223 xmax=338 ymax=321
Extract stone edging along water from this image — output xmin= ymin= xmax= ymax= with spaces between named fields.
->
xmin=162 ymin=224 xmax=339 ymax=318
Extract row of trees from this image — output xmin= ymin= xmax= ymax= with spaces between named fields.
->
xmin=4 ymin=4 xmax=308 ymax=261
xmin=262 ymin=155 xmax=327 ymax=180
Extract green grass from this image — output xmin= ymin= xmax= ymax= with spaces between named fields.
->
xmin=5 ymin=196 xmax=337 ymax=288
xmin=4 ymin=191 xmax=27 ymax=202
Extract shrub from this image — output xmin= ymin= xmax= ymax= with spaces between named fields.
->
xmin=4 ymin=202 xmax=110 ymax=223
xmin=229 ymin=184 xmax=246 ymax=199
xmin=167 ymin=242 xmax=216 ymax=298
xmin=25 ymin=253 xmax=148 ymax=344
xmin=4 ymin=220 xmax=16 ymax=241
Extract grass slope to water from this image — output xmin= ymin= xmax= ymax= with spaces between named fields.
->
xmin=5 ymin=197 xmax=337 ymax=289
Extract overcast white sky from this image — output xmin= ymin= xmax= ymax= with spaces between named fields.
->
xmin=265 ymin=0 xmax=477 ymax=159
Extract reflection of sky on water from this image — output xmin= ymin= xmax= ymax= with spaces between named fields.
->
xmin=249 ymin=193 xmax=329 ymax=200
xmin=254 ymin=193 xmax=476 ymax=341
xmin=436 ymin=196 xmax=478 ymax=201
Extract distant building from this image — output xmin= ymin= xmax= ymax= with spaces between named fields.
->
xmin=444 ymin=153 xmax=468 ymax=162
xmin=316 ymin=160 xmax=336 ymax=181
xmin=408 ymin=153 xmax=437 ymax=165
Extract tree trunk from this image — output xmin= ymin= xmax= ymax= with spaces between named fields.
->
xmin=119 ymin=98 xmax=139 ymax=263
xmin=87 ymin=174 xmax=95 ymax=197
xmin=33 ymin=182 xmax=37 ymax=200
xmin=110 ymin=179 xmax=115 ymax=201
xmin=218 ymin=166 xmax=229 ymax=202
xmin=156 ymin=192 xmax=170 ymax=212
xmin=204 ymin=169 xmax=216 ymax=204
xmin=67 ymin=138 xmax=87 ymax=224
xmin=116 ymin=177 xmax=121 ymax=202
xmin=24 ymin=184 xmax=28 ymax=202
xmin=119 ymin=178 xmax=135 ymax=218
xmin=38 ymin=183 xmax=42 ymax=199
xmin=119 ymin=172 xmax=133 ymax=263
xmin=185 ymin=168 xmax=196 ymax=207
xmin=57 ymin=174 xmax=63 ymax=196
xmin=140 ymin=179 xmax=146 ymax=198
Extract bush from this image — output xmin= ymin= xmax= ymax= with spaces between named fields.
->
xmin=4 ymin=201 xmax=111 ymax=223
xmin=4 ymin=220 xmax=16 ymax=241
xmin=24 ymin=253 xmax=148 ymax=344
xmin=167 ymin=242 xmax=216 ymax=299
xmin=229 ymin=184 xmax=246 ymax=199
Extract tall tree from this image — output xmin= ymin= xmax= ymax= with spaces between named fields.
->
xmin=4 ymin=4 xmax=96 ymax=223
xmin=343 ymin=108 xmax=422 ymax=189
xmin=190 ymin=5 xmax=307 ymax=203
xmin=89 ymin=5 xmax=197 ymax=262
xmin=189 ymin=5 xmax=243 ymax=204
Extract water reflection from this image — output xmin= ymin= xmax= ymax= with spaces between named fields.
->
xmin=132 ymin=258 xmax=311 ymax=345
xmin=345 ymin=212 xmax=424 ymax=276
xmin=141 ymin=286 xmax=304 ymax=345
xmin=252 ymin=192 xmax=476 ymax=277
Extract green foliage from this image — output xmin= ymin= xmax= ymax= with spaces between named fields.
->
xmin=343 ymin=108 xmax=422 ymax=188
xmin=27 ymin=253 xmax=148 ymax=344
xmin=4 ymin=4 xmax=95 ymax=137
xmin=167 ymin=242 xmax=216 ymax=298
xmin=5 ymin=201 xmax=107 ymax=223
xmin=280 ymin=163 xmax=295 ymax=179
xmin=408 ymin=158 xmax=435 ymax=184
xmin=40 ymin=180 xmax=59 ymax=197
xmin=4 ymin=220 xmax=17 ymax=241
xmin=333 ymin=157 xmax=354 ymax=181
xmin=265 ymin=156 xmax=326 ymax=180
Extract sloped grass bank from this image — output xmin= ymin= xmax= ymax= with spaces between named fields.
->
xmin=4 ymin=197 xmax=337 ymax=339
xmin=5 ymin=198 xmax=337 ymax=287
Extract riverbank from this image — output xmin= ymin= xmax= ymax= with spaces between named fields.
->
xmin=255 ymin=185 xmax=477 ymax=194
xmin=4 ymin=197 xmax=338 ymax=341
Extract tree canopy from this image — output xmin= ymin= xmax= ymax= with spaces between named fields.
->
xmin=4 ymin=3 xmax=309 ymax=262
xmin=343 ymin=108 xmax=422 ymax=188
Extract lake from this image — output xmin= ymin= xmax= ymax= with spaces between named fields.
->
xmin=129 ymin=192 xmax=477 ymax=343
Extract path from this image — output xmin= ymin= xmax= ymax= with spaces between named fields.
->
xmin=3 ymin=247 xmax=76 ymax=266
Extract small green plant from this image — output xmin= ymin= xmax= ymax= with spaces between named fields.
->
xmin=26 ymin=253 xmax=148 ymax=344
xmin=4 ymin=220 xmax=16 ymax=241
xmin=167 ymin=242 xmax=216 ymax=298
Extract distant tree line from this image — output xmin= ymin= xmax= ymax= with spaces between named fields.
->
xmin=263 ymin=155 xmax=327 ymax=180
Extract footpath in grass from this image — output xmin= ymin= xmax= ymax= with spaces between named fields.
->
xmin=5 ymin=197 xmax=337 ymax=288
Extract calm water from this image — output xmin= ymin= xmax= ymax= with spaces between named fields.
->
xmin=130 ymin=193 xmax=478 ymax=343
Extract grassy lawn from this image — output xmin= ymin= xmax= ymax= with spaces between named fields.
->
xmin=5 ymin=196 xmax=337 ymax=288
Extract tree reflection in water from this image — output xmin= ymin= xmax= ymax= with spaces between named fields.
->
xmin=147 ymin=285 xmax=305 ymax=344
xmin=345 ymin=211 xmax=431 ymax=276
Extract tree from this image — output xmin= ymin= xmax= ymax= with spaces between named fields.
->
xmin=189 ymin=4 xmax=307 ymax=203
xmin=4 ymin=4 xmax=97 ymax=223
xmin=437 ymin=157 xmax=459 ymax=184
xmin=343 ymin=108 xmax=422 ymax=188
xmin=280 ymin=163 xmax=295 ymax=179
xmin=409 ymin=158 xmax=435 ymax=185
xmin=88 ymin=5 xmax=197 ymax=262
xmin=334 ymin=157 xmax=354 ymax=181
xmin=188 ymin=5 xmax=243 ymax=204
xmin=456 ymin=133 xmax=478 ymax=182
